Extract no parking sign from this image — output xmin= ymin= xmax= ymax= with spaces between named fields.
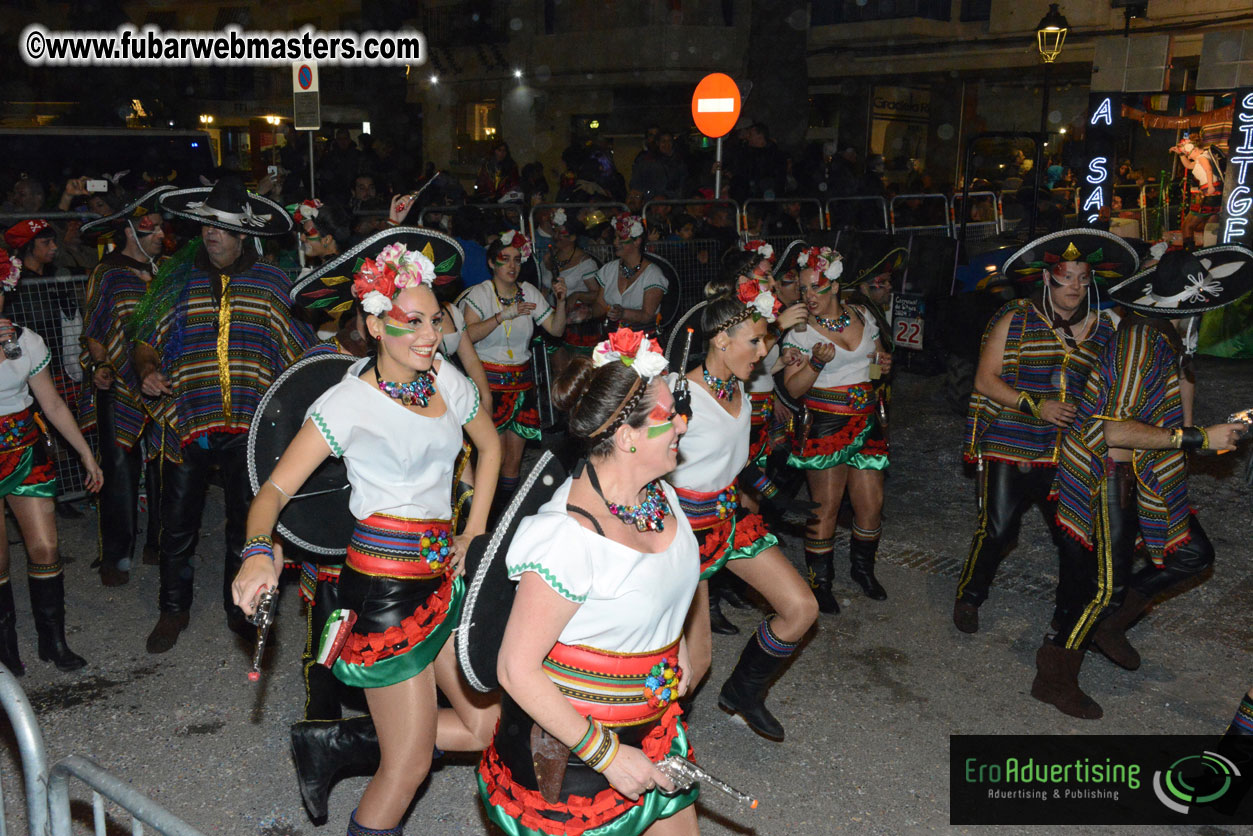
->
xmin=292 ymin=61 xmax=320 ymax=130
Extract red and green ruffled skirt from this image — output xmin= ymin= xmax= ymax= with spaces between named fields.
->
xmin=788 ymin=383 xmax=889 ymax=471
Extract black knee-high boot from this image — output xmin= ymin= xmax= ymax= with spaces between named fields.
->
xmin=291 ymin=715 xmax=381 ymax=824
xmin=28 ymin=564 xmax=86 ymax=671
xmin=849 ymin=525 xmax=887 ymax=600
xmin=804 ymin=537 xmax=839 ymax=614
xmin=718 ymin=618 xmax=798 ymax=741
xmin=0 ymin=577 xmax=23 ymax=676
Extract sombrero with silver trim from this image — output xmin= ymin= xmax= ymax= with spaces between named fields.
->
xmin=1107 ymin=245 xmax=1253 ymax=316
xmin=159 ymin=176 xmax=291 ymax=237
xmin=1001 ymin=228 xmax=1139 ymax=284
xmin=772 ymin=239 xmax=808 ymax=279
xmin=246 ymin=352 xmax=356 ymax=555
xmin=291 ymin=226 xmax=465 ymax=316
xmin=81 ymin=185 xmax=175 ymax=235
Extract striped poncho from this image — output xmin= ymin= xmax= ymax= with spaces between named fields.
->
xmin=134 ymin=249 xmax=314 ymax=445
xmin=1054 ymin=320 xmax=1189 ymax=563
xmin=965 ymin=299 xmax=1116 ymax=465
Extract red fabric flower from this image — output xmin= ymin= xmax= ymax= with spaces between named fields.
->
xmin=736 ymin=281 xmax=760 ymax=305
xmin=606 ymin=327 xmax=644 ymax=356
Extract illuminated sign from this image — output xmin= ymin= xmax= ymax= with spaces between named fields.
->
xmin=1222 ymin=89 xmax=1253 ymax=245
xmin=1080 ymin=95 xmax=1116 ymax=229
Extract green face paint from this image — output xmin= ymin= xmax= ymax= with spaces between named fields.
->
xmin=646 ymin=421 xmax=673 ymax=439
xmin=384 ymin=320 xmax=416 ymax=337
xmin=815 ymin=280 xmax=834 ymax=295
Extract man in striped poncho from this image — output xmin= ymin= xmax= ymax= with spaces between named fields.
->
xmin=131 ymin=178 xmax=314 ymax=653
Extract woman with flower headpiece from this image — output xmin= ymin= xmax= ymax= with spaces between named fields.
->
xmin=480 ymin=327 xmax=701 ymax=836
xmin=543 ymin=208 xmax=602 ymax=372
xmin=589 ymin=214 xmax=669 ymax=336
xmin=232 ymin=228 xmax=503 ymax=836
xmin=781 ymin=245 xmax=893 ymax=612
xmin=669 ymin=280 xmax=818 ymax=742
xmin=461 ymin=230 xmax=567 ymax=506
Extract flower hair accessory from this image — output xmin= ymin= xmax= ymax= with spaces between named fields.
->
xmin=736 ymin=281 xmax=782 ymax=323
xmin=613 ymin=214 xmax=645 ymax=241
xmin=592 ymin=327 xmax=669 ymax=379
xmin=552 ymin=208 xmax=568 ymax=228
xmin=498 ymin=230 xmax=532 ymax=261
xmin=0 ymin=250 xmax=20 ymax=292
xmin=797 ymin=246 xmax=843 ymax=287
xmin=742 ymin=240 xmax=775 ymax=263
xmin=290 ymin=199 xmax=323 ymax=237
xmin=352 ymin=242 xmax=437 ymax=316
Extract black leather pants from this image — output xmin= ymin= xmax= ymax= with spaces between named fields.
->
xmin=957 ymin=460 xmax=1058 ymax=607
xmin=95 ymin=389 xmax=161 ymax=570
xmin=1053 ymin=461 xmax=1214 ymax=650
xmin=157 ymin=432 xmax=252 ymax=615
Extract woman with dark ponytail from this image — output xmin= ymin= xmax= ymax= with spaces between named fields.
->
xmin=781 ymin=246 xmax=893 ymax=611
xmin=668 ymin=280 xmax=818 ymax=742
xmin=481 ymin=328 xmax=701 ymax=836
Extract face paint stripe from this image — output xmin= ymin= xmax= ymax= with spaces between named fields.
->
xmin=646 ymin=422 xmax=673 ymax=438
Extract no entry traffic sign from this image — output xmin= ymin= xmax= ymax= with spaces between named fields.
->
xmin=691 ymin=73 xmax=741 ymax=139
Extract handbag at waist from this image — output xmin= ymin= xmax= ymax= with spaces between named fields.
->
xmin=345 ymin=514 xmax=452 ymax=579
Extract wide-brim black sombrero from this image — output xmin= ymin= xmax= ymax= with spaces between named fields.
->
xmin=292 ymin=226 xmax=465 ymax=316
xmin=159 ymin=176 xmax=292 ymax=237
xmin=1001 ymin=228 xmax=1140 ymax=285
xmin=246 ymin=352 xmax=357 ymax=555
xmin=1107 ymin=245 xmax=1253 ymax=316
xmin=81 ymin=184 xmax=175 ymax=235
xmin=772 ymin=239 xmax=808 ymax=278
xmin=456 ymin=449 xmax=568 ymax=692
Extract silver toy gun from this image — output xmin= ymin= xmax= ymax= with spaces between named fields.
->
xmin=656 ymin=756 xmax=759 ymax=808
xmin=246 ymin=588 xmax=278 ymax=683
xmin=673 ymin=328 xmax=694 ymax=421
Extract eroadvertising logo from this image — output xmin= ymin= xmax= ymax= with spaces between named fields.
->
xmin=950 ymin=736 xmax=1252 ymax=825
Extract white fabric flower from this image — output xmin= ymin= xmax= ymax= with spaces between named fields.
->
xmin=591 ymin=343 xmax=620 ymax=369
xmin=361 ymin=290 xmax=394 ymax=316
xmin=756 ymin=243 xmax=773 ymax=260
xmin=500 ymin=232 xmax=513 ymax=247
xmin=823 ymin=258 xmax=844 ymax=282
xmin=1149 ymin=241 xmax=1168 ymax=260
xmin=750 ymin=290 xmax=779 ymax=323
xmin=631 ymin=339 xmax=669 ymax=379
xmin=553 ymin=209 xmax=567 ymax=227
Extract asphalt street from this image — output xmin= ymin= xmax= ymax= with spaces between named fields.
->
xmin=0 ymin=359 xmax=1250 ymax=835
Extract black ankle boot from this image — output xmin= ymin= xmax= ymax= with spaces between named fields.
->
xmin=291 ymin=714 xmax=381 ymax=823
xmin=28 ymin=573 xmax=86 ymax=671
xmin=717 ymin=625 xmax=794 ymax=741
xmin=0 ymin=582 xmax=24 ymax=676
xmin=849 ymin=536 xmax=887 ymax=600
xmin=708 ymin=593 xmax=739 ymax=635
xmin=804 ymin=550 xmax=839 ymax=614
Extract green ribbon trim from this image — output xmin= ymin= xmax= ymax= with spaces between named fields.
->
xmin=0 ymin=447 xmax=44 ymax=496
xmin=330 ymin=577 xmax=464 ymax=689
xmin=507 ymin=420 xmax=542 ymax=442
xmin=478 ymin=718 xmax=698 ymax=836
xmin=788 ymin=421 xmax=888 ymax=471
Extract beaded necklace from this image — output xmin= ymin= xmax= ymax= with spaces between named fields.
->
xmin=377 ymin=371 xmax=435 ymax=407
xmin=702 ymin=365 xmax=737 ymax=401
xmin=494 ymin=280 xmax=525 ymax=360
xmin=816 ymin=311 xmax=852 ymax=332
xmin=588 ymin=463 xmax=670 ymax=533
xmin=620 ymin=258 xmax=643 ymax=281
xmin=554 ymin=247 xmax=578 ymax=272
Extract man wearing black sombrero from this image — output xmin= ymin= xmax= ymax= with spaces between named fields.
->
xmin=131 ymin=177 xmax=314 ymax=652
xmin=956 ymin=229 xmax=1138 ymax=637
xmin=79 ymin=185 xmax=173 ymax=586
xmin=1042 ymin=244 xmax=1253 ymax=719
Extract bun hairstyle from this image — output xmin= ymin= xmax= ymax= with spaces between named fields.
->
xmin=552 ymin=355 xmax=657 ymax=458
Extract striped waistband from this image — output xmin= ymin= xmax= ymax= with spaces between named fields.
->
xmin=0 ymin=407 xmax=38 ymax=453
xmin=749 ymin=391 xmax=774 ymax=422
xmin=675 ymin=482 xmax=738 ymax=529
xmin=345 ymin=514 xmax=452 ymax=579
xmin=805 ymin=383 xmax=874 ymax=415
xmin=483 ymin=362 xmax=534 ymax=391
xmin=543 ymin=639 xmax=682 ymax=727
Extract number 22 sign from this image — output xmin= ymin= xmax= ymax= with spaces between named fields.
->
xmin=892 ymin=295 xmax=924 ymax=351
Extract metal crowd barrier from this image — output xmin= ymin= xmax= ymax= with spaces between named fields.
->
xmin=641 ymin=198 xmax=742 ymax=237
xmin=6 ymin=274 xmax=92 ymax=502
xmin=0 ymin=667 xmax=207 ymax=836
xmin=950 ymin=190 xmax=1003 ymax=240
xmin=0 ymin=212 xmax=104 ymax=225
xmin=826 ymin=196 xmax=890 ymax=232
xmin=417 ymin=202 xmax=523 ymax=232
xmin=527 ymin=202 xmax=629 ymax=245
xmin=740 ymin=197 xmax=827 ymax=232
xmin=890 ymin=193 xmax=953 ymax=237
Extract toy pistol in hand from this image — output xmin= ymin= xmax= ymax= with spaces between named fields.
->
xmin=1228 ymin=408 xmax=1253 ymax=427
xmin=247 ymin=588 xmax=278 ymax=683
xmin=656 ymin=756 xmax=758 ymax=808
xmin=673 ymin=328 xmax=694 ymax=421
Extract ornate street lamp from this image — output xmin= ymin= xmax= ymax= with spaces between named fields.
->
xmin=1029 ymin=3 xmax=1071 ymax=237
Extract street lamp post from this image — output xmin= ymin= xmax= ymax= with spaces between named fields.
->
xmin=1031 ymin=3 xmax=1070 ymax=238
